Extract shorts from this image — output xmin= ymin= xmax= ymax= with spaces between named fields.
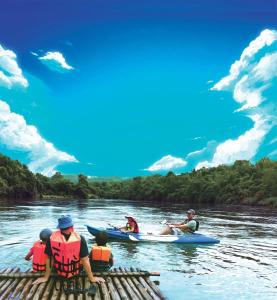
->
xmin=172 ymin=228 xmax=183 ymax=236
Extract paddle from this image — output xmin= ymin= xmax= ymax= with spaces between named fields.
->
xmin=108 ymin=223 xmax=120 ymax=230
xmin=128 ymin=234 xmax=139 ymax=242
xmin=160 ymin=219 xmax=169 ymax=225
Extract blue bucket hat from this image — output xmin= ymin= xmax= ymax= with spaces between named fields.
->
xmin=57 ymin=215 xmax=74 ymax=229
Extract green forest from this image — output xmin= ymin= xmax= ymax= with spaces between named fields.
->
xmin=0 ymin=153 xmax=277 ymax=207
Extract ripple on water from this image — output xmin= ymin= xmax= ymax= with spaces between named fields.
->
xmin=0 ymin=199 xmax=277 ymax=300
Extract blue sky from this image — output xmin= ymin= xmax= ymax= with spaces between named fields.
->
xmin=0 ymin=0 xmax=276 ymax=176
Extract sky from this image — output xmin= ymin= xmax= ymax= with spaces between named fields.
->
xmin=0 ymin=0 xmax=276 ymax=177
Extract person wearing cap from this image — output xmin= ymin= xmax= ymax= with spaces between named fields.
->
xmin=32 ymin=215 xmax=105 ymax=285
xmin=160 ymin=209 xmax=199 ymax=235
xmin=120 ymin=214 xmax=139 ymax=233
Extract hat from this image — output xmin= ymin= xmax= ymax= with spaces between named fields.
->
xmin=39 ymin=228 xmax=52 ymax=241
xmin=125 ymin=213 xmax=134 ymax=219
xmin=187 ymin=209 xmax=195 ymax=215
xmin=57 ymin=215 xmax=74 ymax=229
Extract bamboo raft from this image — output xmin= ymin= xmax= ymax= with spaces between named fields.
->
xmin=0 ymin=267 xmax=167 ymax=300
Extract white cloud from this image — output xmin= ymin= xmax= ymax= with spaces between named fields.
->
xmin=30 ymin=51 xmax=39 ymax=57
xmin=268 ymin=137 xmax=277 ymax=145
xmin=196 ymin=29 xmax=277 ymax=170
xmin=145 ymin=155 xmax=187 ymax=172
xmin=0 ymin=100 xmax=77 ymax=176
xmin=186 ymin=147 xmax=207 ymax=158
xmin=195 ymin=115 xmax=271 ymax=169
xmin=268 ymin=149 xmax=277 ymax=157
xmin=0 ymin=44 xmax=28 ymax=88
xmin=191 ymin=136 xmax=204 ymax=141
xmin=38 ymin=51 xmax=74 ymax=72
xmin=212 ymin=29 xmax=277 ymax=92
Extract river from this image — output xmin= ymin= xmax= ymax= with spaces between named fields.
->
xmin=0 ymin=198 xmax=276 ymax=300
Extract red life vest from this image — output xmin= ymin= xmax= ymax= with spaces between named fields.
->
xmin=126 ymin=217 xmax=139 ymax=233
xmin=32 ymin=241 xmax=47 ymax=272
xmin=50 ymin=230 xmax=81 ymax=278
xmin=90 ymin=246 xmax=111 ymax=262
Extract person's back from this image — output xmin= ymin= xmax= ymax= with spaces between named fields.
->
xmin=90 ymin=231 xmax=114 ymax=272
xmin=25 ymin=228 xmax=52 ymax=273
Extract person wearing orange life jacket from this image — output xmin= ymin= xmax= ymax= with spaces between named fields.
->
xmin=90 ymin=231 xmax=114 ymax=272
xmin=25 ymin=228 xmax=52 ymax=272
xmin=120 ymin=214 xmax=139 ymax=233
xmin=32 ymin=215 xmax=105 ymax=285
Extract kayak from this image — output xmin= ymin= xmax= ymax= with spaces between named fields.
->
xmin=86 ymin=225 xmax=220 ymax=244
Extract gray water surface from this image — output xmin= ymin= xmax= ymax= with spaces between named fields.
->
xmin=0 ymin=199 xmax=276 ymax=300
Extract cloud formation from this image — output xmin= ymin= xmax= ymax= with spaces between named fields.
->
xmin=38 ymin=51 xmax=74 ymax=72
xmin=145 ymin=155 xmax=187 ymax=172
xmin=196 ymin=29 xmax=277 ymax=170
xmin=0 ymin=100 xmax=77 ymax=176
xmin=0 ymin=44 xmax=28 ymax=88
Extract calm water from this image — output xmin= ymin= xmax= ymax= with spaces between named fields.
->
xmin=0 ymin=198 xmax=276 ymax=300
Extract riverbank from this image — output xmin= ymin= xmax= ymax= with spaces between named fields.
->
xmin=1 ymin=153 xmax=276 ymax=207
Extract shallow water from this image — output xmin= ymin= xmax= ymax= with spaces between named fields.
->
xmin=0 ymin=198 xmax=276 ymax=300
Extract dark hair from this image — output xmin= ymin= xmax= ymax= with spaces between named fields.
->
xmin=95 ymin=231 xmax=108 ymax=246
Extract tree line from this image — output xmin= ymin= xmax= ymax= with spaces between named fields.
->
xmin=0 ymin=153 xmax=276 ymax=206
xmin=90 ymin=158 xmax=277 ymax=207
xmin=0 ymin=153 xmax=91 ymax=199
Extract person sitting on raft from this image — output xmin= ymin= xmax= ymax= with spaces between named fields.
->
xmin=160 ymin=209 xmax=199 ymax=235
xmin=25 ymin=228 xmax=52 ymax=273
xmin=120 ymin=214 xmax=139 ymax=233
xmin=90 ymin=231 xmax=114 ymax=272
xmin=33 ymin=215 xmax=105 ymax=285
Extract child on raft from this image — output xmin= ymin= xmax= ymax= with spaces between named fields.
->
xmin=25 ymin=228 xmax=52 ymax=273
xmin=90 ymin=231 xmax=114 ymax=272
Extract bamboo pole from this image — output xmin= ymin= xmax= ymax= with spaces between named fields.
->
xmin=32 ymin=279 xmax=50 ymax=300
xmin=59 ymin=291 xmax=68 ymax=300
xmin=121 ymin=268 xmax=144 ymax=300
xmin=18 ymin=277 xmax=34 ymax=300
xmin=128 ymin=268 xmax=152 ymax=300
xmin=84 ymin=276 xmax=93 ymax=300
xmin=8 ymin=269 xmax=31 ymax=300
xmin=106 ymin=277 xmax=121 ymax=300
xmin=40 ymin=278 xmax=55 ymax=300
xmin=51 ymin=279 xmax=61 ymax=300
xmin=76 ymin=276 xmax=84 ymax=300
xmin=0 ymin=268 xmax=20 ymax=297
xmin=8 ymin=277 xmax=29 ymax=300
xmin=111 ymin=269 xmax=129 ymax=300
xmin=118 ymin=267 xmax=142 ymax=300
xmin=99 ymin=281 xmax=111 ymax=300
xmin=26 ymin=280 xmax=40 ymax=300
xmin=0 ymin=277 xmax=21 ymax=300
xmin=94 ymin=282 xmax=102 ymax=300
xmin=134 ymin=268 xmax=161 ymax=300
xmin=0 ymin=271 xmax=160 ymax=279
xmin=144 ymin=278 xmax=167 ymax=300
xmin=0 ymin=268 xmax=13 ymax=290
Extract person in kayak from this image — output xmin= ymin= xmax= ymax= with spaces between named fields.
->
xmin=120 ymin=214 xmax=139 ymax=233
xmin=32 ymin=215 xmax=105 ymax=285
xmin=90 ymin=231 xmax=114 ymax=272
xmin=25 ymin=228 xmax=52 ymax=272
xmin=160 ymin=209 xmax=199 ymax=235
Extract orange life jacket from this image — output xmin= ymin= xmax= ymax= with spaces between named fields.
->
xmin=50 ymin=230 xmax=81 ymax=278
xmin=91 ymin=246 xmax=111 ymax=262
xmin=32 ymin=241 xmax=47 ymax=272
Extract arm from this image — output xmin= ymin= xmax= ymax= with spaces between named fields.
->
xmin=32 ymin=256 xmax=51 ymax=285
xmin=81 ymin=256 xmax=105 ymax=283
xmin=25 ymin=249 xmax=33 ymax=261
xmin=109 ymin=253 xmax=114 ymax=267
